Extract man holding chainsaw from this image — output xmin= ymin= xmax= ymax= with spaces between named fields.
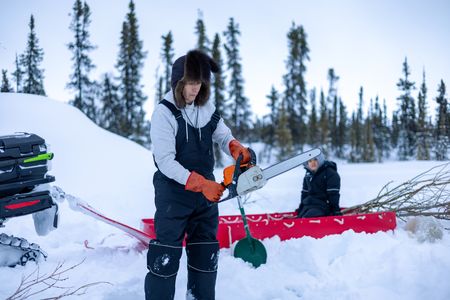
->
xmin=146 ymin=49 xmax=251 ymax=300
xmin=297 ymin=153 xmax=342 ymax=218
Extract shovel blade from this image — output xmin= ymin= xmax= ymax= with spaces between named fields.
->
xmin=233 ymin=237 xmax=267 ymax=268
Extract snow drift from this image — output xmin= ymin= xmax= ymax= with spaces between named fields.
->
xmin=0 ymin=93 xmax=449 ymax=300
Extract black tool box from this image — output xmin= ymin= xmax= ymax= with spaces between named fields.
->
xmin=0 ymin=133 xmax=47 ymax=160
xmin=0 ymin=157 xmax=49 ymax=183
xmin=0 ymin=133 xmax=58 ymax=267
xmin=0 ymin=133 xmax=54 ymax=198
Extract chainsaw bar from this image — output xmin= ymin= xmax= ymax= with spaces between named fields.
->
xmin=219 ymin=148 xmax=321 ymax=203
xmin=262 ymin=148 xmax=321 ymax=180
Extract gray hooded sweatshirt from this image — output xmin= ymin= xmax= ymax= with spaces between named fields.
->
xmin=150 ymin=92 xmax=235 ymax=185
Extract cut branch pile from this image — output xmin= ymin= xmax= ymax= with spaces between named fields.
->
xmin=342 ymin=162 xmax=450 ymax=221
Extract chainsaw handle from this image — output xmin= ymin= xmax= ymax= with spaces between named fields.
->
xmin=216 ymin=154 xmax=243 ymax=203
xmin=217 ymin=148 xmax=255 ymax=204
xmin=248 ymin=148 xmax=256 ymax=166
xmin=232 ymin=154 xmax=243 ymax=184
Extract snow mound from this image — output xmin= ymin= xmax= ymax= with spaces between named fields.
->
xmin=405 ymin=216 xmax=444 ymax=243
xmin=0 ymin=93 xmax=155 ymax=225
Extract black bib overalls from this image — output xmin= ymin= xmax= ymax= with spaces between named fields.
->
xmin=145 ymin=100 xmax=221 ymax=300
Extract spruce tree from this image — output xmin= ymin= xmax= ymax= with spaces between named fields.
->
xmin=115 ymin=0 xmax=147 ymax=145
xmin=211 ymin=33 xmax=226 ymax=167
xmin=349 ymin=87 xmax=364 ymax=162
xmin=141 ymin=120 xmax=152 ymax=149
xmin=266 ymin=86 xmax=279 ymax=127
xmin=349 ymin=112 xmax=357 ymax=162
xmin=250 ymin=118 xmax=263 ymax=143
xmin=223 ymin=17 xmax=251 ymax=140
xmin=396 ymin=57 xmax=416 ymax=160
xmin=154 ymin=75 xmax=164 ymax=104
xmin=327 ymin=69 xmax=339 ymax=103
xmin=282 ymin=22 xmax=310 ymax=149
xmin=307 ymin=88 xmax=319 ymax=147
xmin=434 ymin=80 xmax=449 ymax=160
xmin=211 ymin=33 xmax=226 ymax=117
xmin=195 ymin=10 xmax=210 ymax=54
xmin=336 ymin=98 xmax=348 ymax=158
xmin=416 ymin=70 xmax=431 ymax=160
xmin=98 ymin=73 xmax=120 ymax=133
xmin=330 ymin=95 xmax=339 ymax=151
xmin=327 ymin=69 xmax=339 ymax=151
xmin=160 ymin=31 xmax=174 ymax=95
xmin=318 ymin=89 xmax=329 ymax=154
xmin=382 ymin=100 xmax=391 ymax=159
xmin=362 ymin=109 xmax=375 ymax=162
xmin=276 ymin=100 xmax=293 ymax=160
xmin=12 ymin=54 xmax=23 ymax=92
xmin=356 ymin=88 xmax=365 ymax=160
xmin=263 ymin=86 xmax=279 ymax=160
xmin=372 ymin=96 xmax=385 ymax=162
xmin=67 ymin=0 xmax=97 ymax=121
xmin=391 ymin=112 xmax=400 ymax=149
xmin=20 ymin=15 xmax=46 ymax=96
xmin=1 ymin=70 xmax=14 ymax=92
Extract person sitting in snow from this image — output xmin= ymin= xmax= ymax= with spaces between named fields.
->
xmin=146 ymin=49 xmax=251 ymax=300
xmin=296 ymin=153 xmax=342 ymax=218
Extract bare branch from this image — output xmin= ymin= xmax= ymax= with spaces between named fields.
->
xmin=6 ymin=259 xmax=112 ymax=300
xmin=342 ymin=162 xmax=450 ymax=221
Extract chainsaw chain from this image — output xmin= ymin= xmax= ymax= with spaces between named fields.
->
xmin=0 ymin=233 xmax=47 ymax=267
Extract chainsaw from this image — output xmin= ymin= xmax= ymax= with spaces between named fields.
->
xmin=219 ymin=148 xmax=322 ymax=203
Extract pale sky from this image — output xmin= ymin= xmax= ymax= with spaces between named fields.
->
xmin=1 ymin=0 xmax=449 ymax=120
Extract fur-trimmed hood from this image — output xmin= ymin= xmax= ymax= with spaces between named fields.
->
xmin=171 ymin=49 xmax=219 ymax=108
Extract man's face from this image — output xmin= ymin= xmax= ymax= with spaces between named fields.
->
xmin=183 ymin=81 xmax=202 ymax=104
xmin=307 ymin=158 xmax=319 ymax=172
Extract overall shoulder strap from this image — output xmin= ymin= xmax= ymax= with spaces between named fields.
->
xmin=209 ymin=109 xmax=221 ymax=131
xmin=160 ymin=99 xmax=182 ymax=120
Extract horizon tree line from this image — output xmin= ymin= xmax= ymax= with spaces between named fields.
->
xmin=1 ymin=1 xmax=449 ymax=162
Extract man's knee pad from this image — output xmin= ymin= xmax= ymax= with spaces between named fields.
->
xmin=147 ymin=240 xmax=182 ymax=278
xmin=186 ymin=241 xmax=219 ymax=273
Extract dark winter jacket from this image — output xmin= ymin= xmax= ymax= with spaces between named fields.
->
xmin=298 ymin=161 xmax=341 ymax=216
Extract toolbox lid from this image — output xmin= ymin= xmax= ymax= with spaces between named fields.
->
xmin=0 ymin=133 xmax=47 ymax=160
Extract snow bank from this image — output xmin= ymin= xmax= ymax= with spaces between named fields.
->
xmin=1 ymin=93 xmax=449 ymax=299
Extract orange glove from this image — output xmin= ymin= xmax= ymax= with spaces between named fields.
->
xmin=229 ymin=140 xmax=251 ymax=164
xmin=185 ymin=171 xmax=225 ymax=202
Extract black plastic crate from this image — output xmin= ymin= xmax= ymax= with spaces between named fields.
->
xmin=0 ymin=190 xmax=53 ymax=219
xmin=0 ymin=175 xmax=55 ymax=198
xmin=0 ymin=133 xmax=47 ymax=160
xmin=0 ymin=157 xmax=49 ymax=184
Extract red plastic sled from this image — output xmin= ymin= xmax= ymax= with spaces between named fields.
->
xmin=141 ymin=211 xmax=396 ymax=249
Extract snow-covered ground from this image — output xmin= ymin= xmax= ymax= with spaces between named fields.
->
xmin=1 ymin=93 xmax=449 ymax=299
